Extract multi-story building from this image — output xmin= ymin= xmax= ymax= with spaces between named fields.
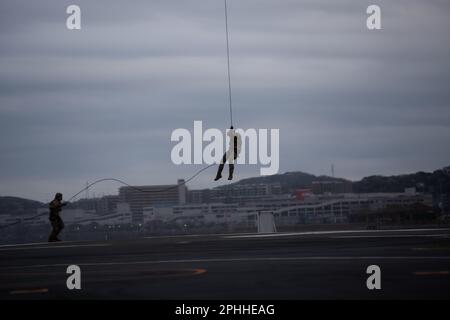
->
xmin=188 ymin=183 xmax=282 ymax=204
xmin=68 ymin=195 xmax=119 ymax=216
xmin=144 ymin=203 xmax=241 ymax=225
xmin=119 ymin=179 xmax=187 ymax=223
xmin=96 ymin=195 xmax=120 ymax=216
xmin=270 ymin=191 xmax=433 ymax=225
xmin=187 ymin=189 xmax=211 ymax=204
xmin=311 ymin=180 xmax=353 ymax=194
xmin=144 ymin=189 xmax=433 ymax=228
xmin=1 ymin=182 xmax=433 ymax=233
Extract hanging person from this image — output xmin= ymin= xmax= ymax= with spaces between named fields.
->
xmin=214 ymin=126 xmax=242 ymax=181
xmin=48 ymin=192 xmax=68 ymax=242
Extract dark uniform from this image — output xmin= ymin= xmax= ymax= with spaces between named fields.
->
xmin=214 ymin=127 xmax=242 ymax=181
xmin=48 ymin=193 xmax=67 ymax=242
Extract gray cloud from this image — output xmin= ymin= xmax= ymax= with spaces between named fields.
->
xmin=0 ymin=0 xmax=449 ymax=201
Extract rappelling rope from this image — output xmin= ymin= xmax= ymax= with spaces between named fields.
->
xmin=0 ymin=164 xmax=215 ymax=229
xmin=224 ymin=0 xmax=233 ymax=127
xmin=67 ymin=164 xmax=215 ymax=203
xmin=0 ymin=1 xmax=237 ymax=230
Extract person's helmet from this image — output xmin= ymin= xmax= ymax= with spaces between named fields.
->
xmin=55 ymin=193 xmax=63 ymax=200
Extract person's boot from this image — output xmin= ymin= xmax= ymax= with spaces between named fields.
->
xmin=214 ymin=165 xmax=224 ymax=181
xmin=228 ymin=164 xmax=234 ymax=180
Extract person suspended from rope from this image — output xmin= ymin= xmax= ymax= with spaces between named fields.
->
xmin=214 ymin=126 xmax=242 ymax=181
xmin=48 ymin=192 xmax=67 ymax=242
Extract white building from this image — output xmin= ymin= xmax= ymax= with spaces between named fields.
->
xmin=143 ymin=203 xmax=246 ymax=225
xmin=144 ymin=190 xmax=433 ymax=227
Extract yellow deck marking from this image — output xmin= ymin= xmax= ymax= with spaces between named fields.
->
xmin=9 ymin=288 xmax=49 ymax=295
xmin=414 ymin=271 xmax=450 ymax=276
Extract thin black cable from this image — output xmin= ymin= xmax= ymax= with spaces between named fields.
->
xmin=224 ymin=0 xmax=233 ymax=127
xmin=0 ymin=164 xmax=215 ymax=229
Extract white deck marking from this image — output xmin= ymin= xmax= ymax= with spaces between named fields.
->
xmin=414 ymin=271 xmax=450 ymax=276
xmin=0 ymin=242 xmax=49 ymax=248
xmin=0 ymin=243 xmax=110 ymax=251
xmin=9 ymin=288 xmax=49 ymax=295
xmin=0 ymin=239 xmax=104 ymax=248
xmin=223 ymin=229 xmax=450 ymax=239
xmin=331 ymin=234 xmax=449 ymax=239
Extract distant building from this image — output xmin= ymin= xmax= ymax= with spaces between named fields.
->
xmin=144 ymin=203 xmax=241 ymax=225
xmin=96 ymin=195 xmax=120 ymax=216
xmin=119 ymin=179 xmax=187 ymax=223
xmin=311 ymin=180 xmax=353 ymax=194
xmin=197 ymin=183 xmax=282 ymax=204
xmin=295 ymin=189 xmax=313 ymax=201
xmin=187 ymin=189 xmax=211 ymax=204
xmin=443 ymin=166 xmax=450 ymax=175
xmin=68 ymin=195 xmax=119 ymax=216
xmin=142 ymin=189 xmax=433 ymax=228
xmin=273 ymin=191 xmax=433 ymax=225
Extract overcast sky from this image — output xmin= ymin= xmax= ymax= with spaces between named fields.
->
xmin=0 ymin=0 xmax=449 ymax=202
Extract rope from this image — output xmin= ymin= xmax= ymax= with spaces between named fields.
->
xmin=0 ymin=164 xmax=215 ymax=229
xmin=224 ymin=0 xmax=233 ymax=127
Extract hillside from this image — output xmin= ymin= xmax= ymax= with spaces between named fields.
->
xmin=221 ymin=171 xmax=349 ymax=193
xmin=0 ymin=196 xmax=44 ymax=216
xmin=226 ymin=168 xmax=450 ymax=194
xmin=1 ymin=168 xmax=449 ymax=214
xmin=353 ymin=170 xmax=450 ymax=193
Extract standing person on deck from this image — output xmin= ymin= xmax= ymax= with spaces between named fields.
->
xmin=48 ymin=192 xmax=67 ymax=242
